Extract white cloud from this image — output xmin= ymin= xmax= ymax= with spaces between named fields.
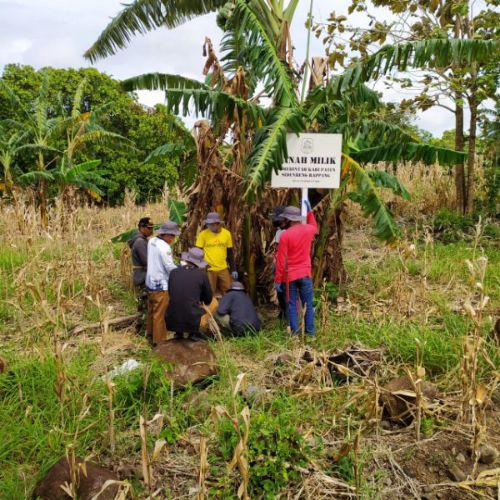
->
xmin=0 ymin=0 xmax=478 ymax=137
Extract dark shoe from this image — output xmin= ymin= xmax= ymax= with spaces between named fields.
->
xmin=189 ymin=332 xmax=207 ymax=342
xmin=174 ymin=332 xmax=184 ymax=340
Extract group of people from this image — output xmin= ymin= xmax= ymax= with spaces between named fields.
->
xmin=128 ymin=202 xmax=318 ymax=346
xmin=128 ymin=212 xmax=261 ymax=346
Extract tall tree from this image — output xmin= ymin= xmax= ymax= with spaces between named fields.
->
xmin=316 ymin=0 xmax=499 ymax=214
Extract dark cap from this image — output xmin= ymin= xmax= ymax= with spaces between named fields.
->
xmin=157 ymin=221 xmax=180 ymax=236
xmin=138 ymin=217 xmax=154 ymax=228
xmin=272 ymin=206 xmax=286 ymax=222
xmin=181 ymin=247 xmax=208 ymax=268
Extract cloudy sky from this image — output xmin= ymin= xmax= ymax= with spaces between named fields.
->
xmin=1 ymin=0 xmax=463 ymax=136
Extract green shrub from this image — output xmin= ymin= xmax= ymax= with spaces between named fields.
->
xmin=213 ymin=411 xmax=311 ymax=497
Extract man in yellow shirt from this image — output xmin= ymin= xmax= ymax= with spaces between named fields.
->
xmin=196 ymin=212 xmax=237 ymax=295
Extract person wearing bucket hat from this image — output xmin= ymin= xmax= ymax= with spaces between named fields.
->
xmin=215 ymin=281 xmax=261 ymax=337
xmin=166 ymin=247 xmax=213 ymax=341
xmin=275 ymin=201 xmax=318 ymax=336
xmin=128 ymin=217 xmax=155 ymax=334
xmin=145 ymin=221 xmax=180 ymax=345
xmin=195 ymin=211 xmax=237 ymax=296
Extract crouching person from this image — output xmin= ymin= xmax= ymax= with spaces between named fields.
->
xmin=166 ymin=248 xmax=213 ymax=341
xmin=215 ymin=281 xmax=261 ymax=336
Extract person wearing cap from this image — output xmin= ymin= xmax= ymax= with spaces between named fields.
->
xmin=165 ymin=247 xmax=213 ymax=341
xmin=274 ymin=202 xmax=318 ymax=336
xmin=195 ymin=212 xmax=237 ymax=296
xmin=215 ymin=281 xmax=261 ymax=336
xmin=145 ymin=221 xmax=180 ymax=345
xmin=128 ymin=217 xmax=154 ymax=333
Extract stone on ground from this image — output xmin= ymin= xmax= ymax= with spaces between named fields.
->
xmin=380 ymin=375 xmax=440 ymax=424
xmin=33 ymin=457 xmax=119 ymax=499
xmin=478 ymin=443 xmax=498 ymax=465
xmin=154 ymin=339 xmax=218 ymax=386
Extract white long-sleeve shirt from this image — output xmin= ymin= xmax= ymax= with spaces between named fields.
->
xmin=145 ymin=237 xmax=177 ymax=291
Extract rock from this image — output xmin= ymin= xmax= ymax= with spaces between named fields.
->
xmin=478 ymin=443 xmax=498 ymax=465
xmin=274 ymin=352 xmax=294 ymax=365
xmin=447 ymin=464 xmax=466 ymax=482
xmin=455 ymin=452 xmax=466 ymax=464
xmin=33 ymin=457 xmax=119 ymax=500
xmin=380 ymin=375 xmax=440 ymax=425
xmin=154 ymin=339 xmax=218 ymax=387
xmin=380 ymin=420 xmax=392 ymax=430
xmin=302 ymin=350 xmax=314 ymax=363
xmin=0 ymin=357 xmax=6 ymax=373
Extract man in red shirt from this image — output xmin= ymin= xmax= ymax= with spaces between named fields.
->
xmin=274 ymin=202 xmax=318 ymax=336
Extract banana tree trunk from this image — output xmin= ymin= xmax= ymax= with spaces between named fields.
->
xmin=243 ymin=212 xmax=257 ymax=300
xmin=454 ymin=94 xmax=466 ymax=214
xmin=313 ymin=194 xmax=345 ymax=287
xmin=466 ymin=90 xmax=478 ymax=215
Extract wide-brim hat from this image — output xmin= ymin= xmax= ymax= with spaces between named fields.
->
xmin=230 ymin=281 xmax=245 ymax=291
xmin=157 ymin=221 xmax=180 ymax=236
xmin=181 ymin=247 xmax=208 ymax=268
xmin=205 ymin=212 xmax=222 ymax=225
xmin=281 ymin=206 xmax=304 ymax=222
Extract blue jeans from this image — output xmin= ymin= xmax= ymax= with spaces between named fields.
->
xmin=287 ymin=277 xmax=315 ymax=335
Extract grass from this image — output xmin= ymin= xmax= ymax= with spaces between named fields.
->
xmin=0 ymin=199 xmax=498 ymax=498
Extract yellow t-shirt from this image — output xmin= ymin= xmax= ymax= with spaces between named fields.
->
xmin=195 ymin=228 xmax=233 ymax=271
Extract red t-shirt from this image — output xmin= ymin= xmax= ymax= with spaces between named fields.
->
xmin=274 ymin=212 xmax=318 ymax=283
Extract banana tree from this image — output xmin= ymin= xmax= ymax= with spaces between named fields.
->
xmin=59 ymin=79 xmax=135 ymax=168
xmin=1 ymin=76 xmax=134 ymax=225
xmin=0 ymin=76 xmax=62 ymax=227
xmin=86 ymin=0 xmax=491 ymax=298
xmin=0 ymin=124 xmax=29 ymax=229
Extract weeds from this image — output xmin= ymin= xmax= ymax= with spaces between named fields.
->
xmin=0 ymin=197 xmax=498 ymax=499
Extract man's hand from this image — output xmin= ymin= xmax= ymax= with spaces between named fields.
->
xmin=231 ymin=271 xmax=238 ymax=280
xmin=303 ymin=199 xmax=312 ymax=212
xmin=274 ymin=283 xmax=283 ymax=293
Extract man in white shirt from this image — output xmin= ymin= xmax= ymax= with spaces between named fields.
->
xmin=145 ymin=221 xmax=179 ymax=345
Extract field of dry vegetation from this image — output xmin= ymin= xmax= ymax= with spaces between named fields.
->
xmin=0 ymin=166 xmax=499 ymax=499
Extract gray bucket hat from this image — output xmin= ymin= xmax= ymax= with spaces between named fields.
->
xmin=230 ymin=281 xmax=245 ymax=291
xmin=157 ymin=221 xmax=180 ymax=236
xmin=205 ymin=212 xmax=222 ymax=225
xmin=181 ymin=247 xmax=208 ymax=268
xmin=281 ymin=206 xmax=304 ymax=222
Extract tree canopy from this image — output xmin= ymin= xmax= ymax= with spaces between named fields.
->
xmin=0 ymin=64 xmax=192 ymax=204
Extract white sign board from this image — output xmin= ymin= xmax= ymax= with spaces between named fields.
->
xmin=271 ymin=133 xmax=342 ymax=189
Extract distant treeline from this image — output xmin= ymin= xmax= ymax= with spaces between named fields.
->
xmin=0 ymin=64 xmax=191 ymax=204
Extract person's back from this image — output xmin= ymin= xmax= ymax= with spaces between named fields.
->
xmin=274 ymin=205 xmax=318 ymax=337
xmin=217 ymin=282 xmax=261 ymax=335
xmin=128 ymin=232 xmax=148 ymax=286
xmin=166 ymin=257 xmax=213 ymax=339
xmin=275 ymin=211 xmax=317 ymax=283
